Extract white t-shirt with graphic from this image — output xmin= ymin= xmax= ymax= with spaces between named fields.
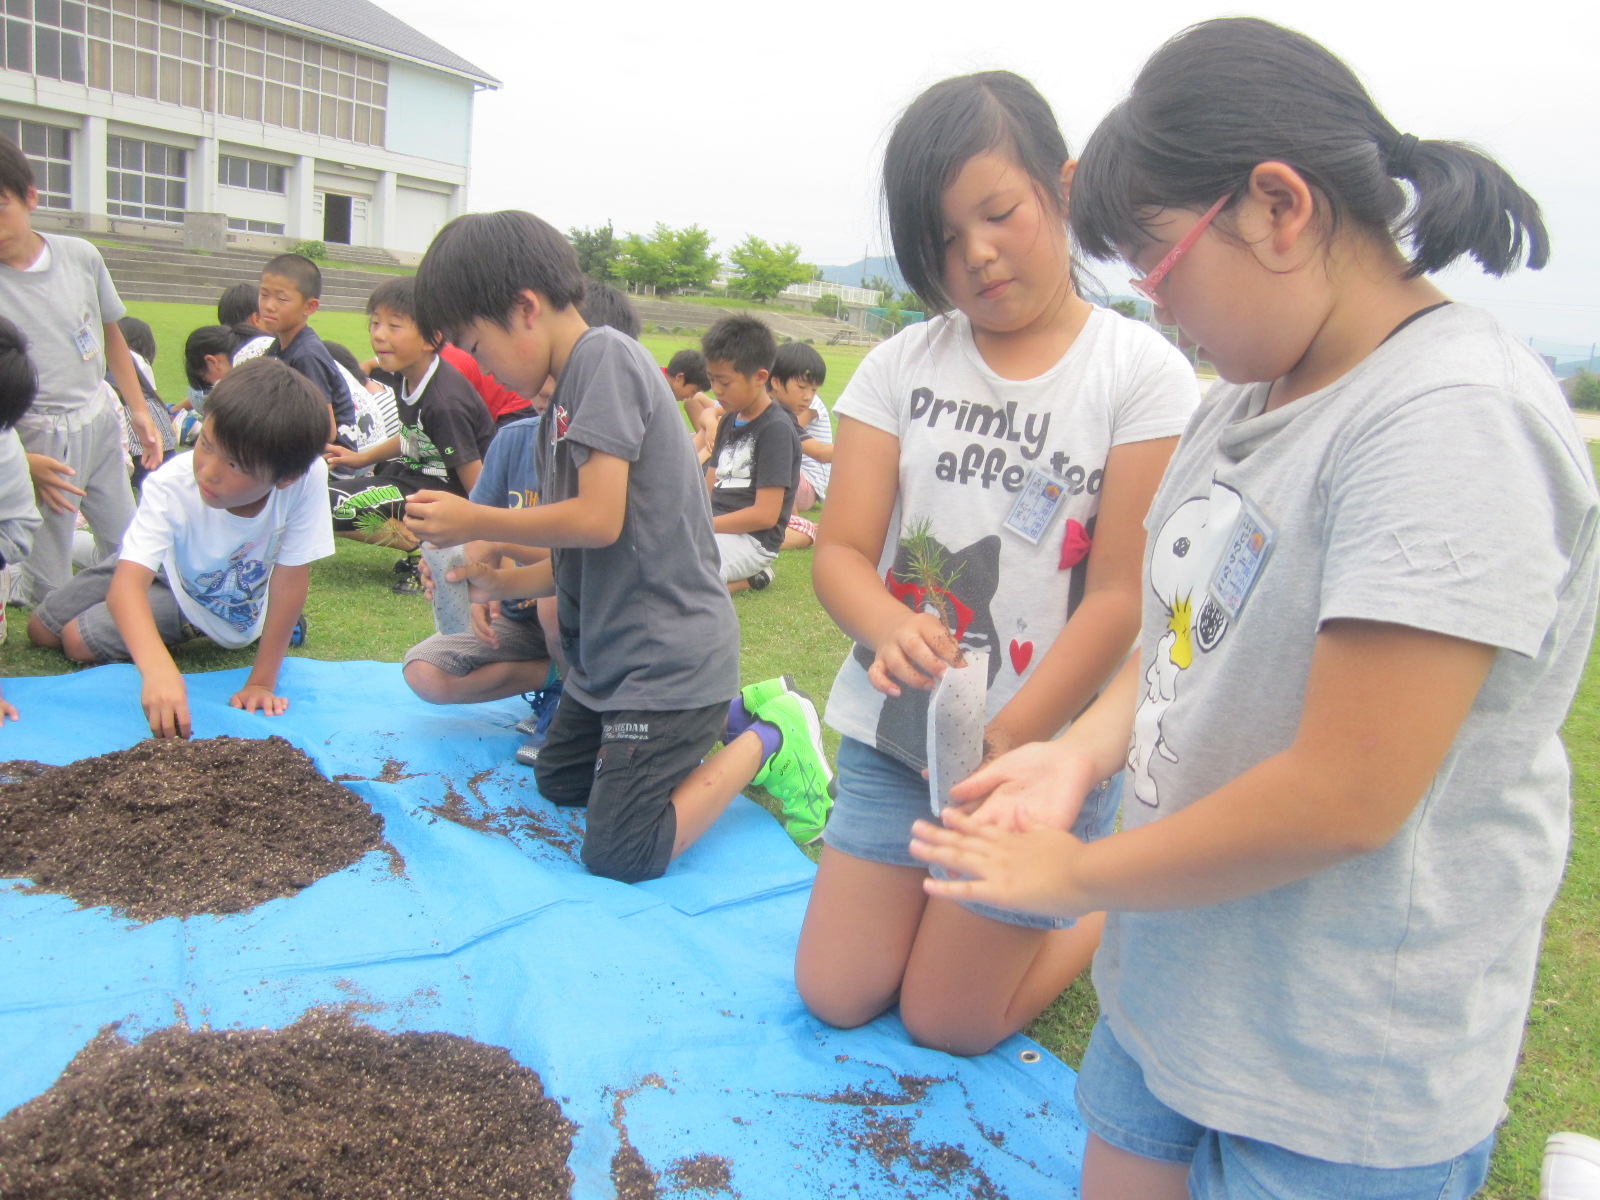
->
xmin=824 ymin=306 xmax=1199 ymax=769
xmin=119 ymin=453 xmax=335 ymax=648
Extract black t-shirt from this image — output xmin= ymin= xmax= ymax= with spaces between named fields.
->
xmin=370 ymin=356 xmax=496 ymax=496
xmin=710 ymin=401 xmax=800 ymax=554
xmin=272 ymin=325 xmax=358 ymax=451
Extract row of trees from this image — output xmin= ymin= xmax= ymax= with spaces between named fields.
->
xmin=570 ymin=222 xmax=820 ymax=303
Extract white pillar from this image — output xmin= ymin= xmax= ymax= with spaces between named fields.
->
xmin=79 ymin=113 xmax=108 ymax=231
xmin=372 ymin=169 xmax=397 ymax=252
xmin=190 ymin=135 xmax=218 ymax=216
xmin=288 ymin=154 xmax=317 ymax=239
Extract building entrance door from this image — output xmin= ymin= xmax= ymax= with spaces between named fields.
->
xmin=322 ymin=193 xmax=353 ymax=244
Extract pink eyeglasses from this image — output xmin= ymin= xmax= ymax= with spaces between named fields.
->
xmin=1128 ymin=193 xmax=1232 ymax=303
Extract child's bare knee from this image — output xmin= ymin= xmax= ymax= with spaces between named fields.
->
xmin=402 ymin=660 xmax=459 ymax=704
xmin=795 ymin=972 xmax=887 ymax=1032
xmin=26 ymin=612 xmax=61 ymax=649
xmin=59 ymin=621 xmax=101 ymax=664
xmin=899 ymin=998 xmax=1002 ymax=1058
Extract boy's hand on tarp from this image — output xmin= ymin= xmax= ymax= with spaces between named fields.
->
xmin=0 ymin=685 xmax=17 ymax=724
xmin=141 ymin=665 xmax=192 ymax=739
xmin=404 ymin=491 xmax=481 ymax=549
xmin=230 ymin=682 xmax=289 ymax=718
xmin=26 ymin=453 xmax=88 ymax=515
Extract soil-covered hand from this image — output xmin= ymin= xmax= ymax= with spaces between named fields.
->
xmin=230 ymin=682 xmax=288 ymax=718
xmin=141 ymin=667 xmax=192 ymax=739
xmin=417 ymin=553 xmax=435 ymax=601
xmin=26 ymin=453 xmax=87 ymax=515
xmin=469 ymin=601 xmax=501 ymax=648
xmin=403 ymin=490 xmax=480 ymax=549
xmin=868 ymin=610 xmax=963 ymax=697
xmin=910 ymin=808 xmax=1091 ymax=919
xmin=947 ymin=739 xmax=1098 ymax=833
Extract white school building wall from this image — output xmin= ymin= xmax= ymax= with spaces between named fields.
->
xmin=0 ymin=0 xmax=496 ymax=257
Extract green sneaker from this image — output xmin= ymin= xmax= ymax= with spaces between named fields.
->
xmin=751 ymin=691 xmax=834 ymax=845
xmin=740 ymin=674 xmax=796 ymax=717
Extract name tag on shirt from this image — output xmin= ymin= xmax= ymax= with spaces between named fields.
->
xmin=73 ymin=311 xmax=98 ymax=361
xmin=1002 ymin=469 xmax=1069 ymax=544
xmin=1208 ymin=495 xmax=1276 ymax=619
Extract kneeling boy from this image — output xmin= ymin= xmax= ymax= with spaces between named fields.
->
xmin=403 ymin=211 xmax=833 ymax=872
xmin=28 ymin=359 xmax=334 ymax=738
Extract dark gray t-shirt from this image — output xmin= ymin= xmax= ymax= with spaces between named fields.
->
xmin=710 ymin=401 xmax=801 ymax=554
xmin=539 ymin=327 xmax=738 ymax=711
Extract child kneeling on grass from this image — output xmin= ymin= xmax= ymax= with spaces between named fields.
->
xmin=27 ymin=359 xmax=334 ymax=739
xmin=402 ymin=210 xmax=834 ymax=875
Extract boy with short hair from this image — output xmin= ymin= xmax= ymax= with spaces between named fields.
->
xmin=767 ymin=341 xmax=832 ymax=550
xmin=0 ymin=133 xmax=161 ymax=604
xmin=325 ymin=276 xmax=495 ymax=593
xmin=402 ymin=210 xmax=833 ymax=871
xmin=702 ymin=315 xmax=799 ymax=593
xmin=256 ymin=253 xmax=358 ymax=452
xmin=664 ymin=348 xmax=719 ymax=461
xmin=27 ymin=359 xmax=334 ymax=739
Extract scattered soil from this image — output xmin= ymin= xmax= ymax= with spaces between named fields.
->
xmin=0 ymin=1009 xmax=575 ymax=1198
xmin=668 ymin=1154 xmax=734 ymax=1194
xmin=810 ymin=1073 xmax=941 ymax=1107
xmin=421 ymin=775 xmax=583 ymax=858
xmin=608 ymin=1074 xmax=667 ymax=1200
xmin=850 ymin=1108 xmax=1003 ymax=1199
xmin=0 ymin=736 xmax=384 ymax=922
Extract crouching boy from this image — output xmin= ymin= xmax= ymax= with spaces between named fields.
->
xmin=28 ymin=359 xmax=334 ymax=738
xmin=403 ymin=211 xmax=834 ymax=875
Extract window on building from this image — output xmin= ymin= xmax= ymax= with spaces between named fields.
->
xmin=227 ymin=217 xmax=284 ymax=235
xmin=0 ymin=117 xmax=72 ymax=209
xmin=0 ymin=0 xmax=88 ymax=83
xmin=106 ymin=134 xmax=186 ymax=224
xmin=4 ymin=0 xmax=388 ymax=148
xmin=218 ymin=154 xmax=285 ymax=193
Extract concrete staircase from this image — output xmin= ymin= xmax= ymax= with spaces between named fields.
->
xmin=92 ymin=238 xmax=405 ymax=314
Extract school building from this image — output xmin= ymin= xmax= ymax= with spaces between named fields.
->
xmin=0 ymin=0 xmax=496 ymax=257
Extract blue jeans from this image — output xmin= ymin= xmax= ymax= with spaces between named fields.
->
xmin=1075 ymin=1016 xmax=1495 ymax=1199
xmin=823 ymin=735 xmax=1122 ymax=930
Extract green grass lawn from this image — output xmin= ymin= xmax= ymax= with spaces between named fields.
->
xmin=7 ymin=299 xmax=1594 ymax=1194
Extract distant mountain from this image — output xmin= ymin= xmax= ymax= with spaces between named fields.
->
xmin=815 ymin=257 xmax=906 ymax=294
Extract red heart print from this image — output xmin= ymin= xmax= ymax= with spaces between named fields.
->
xmin=1009 ymin=639 xmax=1033 ymax=674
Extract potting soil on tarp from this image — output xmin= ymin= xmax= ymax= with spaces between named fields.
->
xmin=0 ymin=660 xmax=1088 ymax=1198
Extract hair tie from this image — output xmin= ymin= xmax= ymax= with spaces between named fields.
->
xmin=1387 ymin=132 xmax=1419 ymax=177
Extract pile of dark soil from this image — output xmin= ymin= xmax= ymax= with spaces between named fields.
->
xmin=0 ymin=736 xmax=384 ymax=921
xmin=0 ymin=1009 xmax=575 ymax=1199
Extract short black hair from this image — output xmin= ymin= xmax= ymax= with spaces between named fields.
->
xmin=0 ymin=133 xmax=34 ymax=203
xmin=884 ymin=71 xmax=1079 ymax=314
xmin=261 ymin=253 xmax=322 ymax=301
xmin=665 ymin=348 xmax=710 ymax=391
xmin=701 ymin=314 xmax=776 ymax=379
xmin=578 ymin=279 xmax=640 ymax=340
xmin=218 ymin=283 xmax=259 ymax=327
xmin=771 ymin=341 xmax=826 ymax=388
xmin=183 ymin=325 xmax=232 ymax=390
xmin=323 ymin=341 xmax=369 ymax=385
xmin=117 ymin=315 xmax=156 ymax=363
xmin=0 ymin=315 xmax=38 ymax=430
xmin=204 ymin=358 xmax=329 ymax=482
xmin=365 ymin=275 xmax=440 ymax=348
xmin=414 ymin=210 xmax=587 ymax=344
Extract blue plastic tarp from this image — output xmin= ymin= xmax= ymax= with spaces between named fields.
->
xmin=0 ymin=659 xmax=1086 ymax=1197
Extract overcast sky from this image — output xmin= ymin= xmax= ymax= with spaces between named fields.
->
xmin=383 ymin=0 xmax=1599 ymax=348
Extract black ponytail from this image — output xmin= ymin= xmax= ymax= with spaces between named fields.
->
xmin=0 ymin=315 xmax=38 ymax=431
xmin=1072 ymin=18 xmax=1548 ymax=279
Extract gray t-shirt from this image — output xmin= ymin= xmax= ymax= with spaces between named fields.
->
xmin=539 ymin=326 xmax=738 ymax=711
xmin=0 ymin=234 xmax=126 ymax=417
xmin=1102 ymin=303 xmax=1599 ymax=1167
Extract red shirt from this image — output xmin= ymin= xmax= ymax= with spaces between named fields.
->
xmin=439 ymin=343 xmax=531 ymax=422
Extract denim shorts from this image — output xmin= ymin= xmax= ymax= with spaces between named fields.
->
xmin=1074 ymin=1016 xmax=1495 ymax=1199
xmin=823 ymin=735 xmax=1122 ymax=930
